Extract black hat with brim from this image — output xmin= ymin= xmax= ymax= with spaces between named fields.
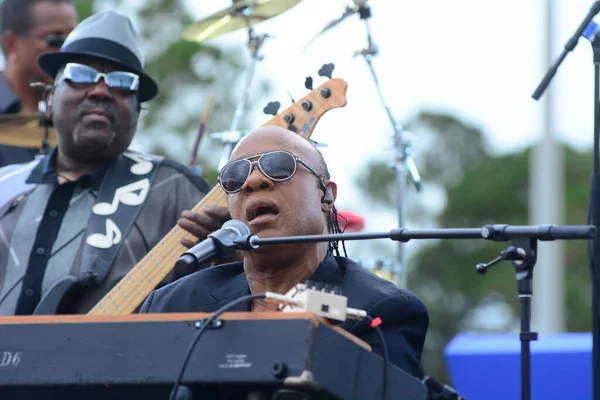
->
xmin=38 ymin=11 xmax=158 ymax=103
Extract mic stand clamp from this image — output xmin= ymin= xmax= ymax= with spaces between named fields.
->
xmin=475 ymin=238 xmax=538 ymax=400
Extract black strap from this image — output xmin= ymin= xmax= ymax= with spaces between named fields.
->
xmin=14 ymin=183 xmax=76 ymax=315
xmin=78 ymin=152 xmax=161 ymax=289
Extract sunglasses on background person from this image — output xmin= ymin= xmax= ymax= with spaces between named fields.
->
xmin=42 ymin=33 xmax=67 ymax=48
xmin=21 ymin=32 xmax=67 ymax=48
xmin=218 ymin=150 xmax=326 ymax=194
xmin=56 ymin=63 xmax=140 ymax=93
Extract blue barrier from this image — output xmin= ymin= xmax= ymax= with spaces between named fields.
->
xmin=444 ymin=332 xmax=592 ymax=400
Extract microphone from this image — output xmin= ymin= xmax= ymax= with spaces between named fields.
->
xmin=175 ymin=220 xmax=250 ymax=269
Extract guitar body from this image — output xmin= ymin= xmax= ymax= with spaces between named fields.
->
xmin=33 ymin=276 xmax=83 ymax=315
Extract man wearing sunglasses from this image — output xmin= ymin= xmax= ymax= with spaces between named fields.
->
xmin=0 ymin=11 xmax=230 ymax=316
xmin=140 ymin=125 xmax=430 ymax=378
xmin=0 ymin=0 xmax=77 ymax=168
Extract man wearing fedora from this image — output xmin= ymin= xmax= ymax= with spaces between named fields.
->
xmin=0 ymin=11 xmax=231 ymax=315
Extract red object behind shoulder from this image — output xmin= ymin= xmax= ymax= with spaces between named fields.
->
xmin=336 ymin=209 xmax=365 ymax=232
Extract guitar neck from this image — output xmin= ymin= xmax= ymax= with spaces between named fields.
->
xmin=87 ymin=186 xmax=227 ymax=315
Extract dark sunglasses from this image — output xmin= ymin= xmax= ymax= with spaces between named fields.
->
xmin=22 ymin=32 xmax=67 ymax=48
xmin=44 ymin=33 xmax=67 ymax=48
xmin=57 ymin=63 xmax=140 ymax=92
xmin=218 ymin=150 xmax=325 ymax=194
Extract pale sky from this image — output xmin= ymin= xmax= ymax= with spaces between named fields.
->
xmin=176 ymin=0 xmax=598 ymax=268
xmin=3 ymin=0 xmax=590 ymax=272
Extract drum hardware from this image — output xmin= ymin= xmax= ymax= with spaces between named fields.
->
xmin=301 ymin=0 xmax=369 ymax=52
xmin=181 ymin=0 xmax=301 ymax=43
xmin=0 ymin=82 xmax=55 ymax=154
xmin=188 ymin=94 xmax=215 ymax=173
xmin=36 ymin=98 xmax=53 ymax=156
xmin=305 ymin=1 xmax=422 ymax=289
xmin=182 ymin=0 xmax=302 ymax=170
xmin=0 ymin=112 xmax=56 ymax=153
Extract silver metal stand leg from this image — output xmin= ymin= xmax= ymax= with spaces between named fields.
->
xmin=356 ymin=5 xmax=422 ymax=289
xmin=213 ymin=26 xmax=269 ymax=170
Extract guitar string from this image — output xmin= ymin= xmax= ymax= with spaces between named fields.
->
xmin=88 ymin=187 xmax=225 ymax=313
xmin=88 ymin=187 xmax=227 ymax=314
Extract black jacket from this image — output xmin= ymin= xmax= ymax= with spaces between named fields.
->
xmin=140 ymin=255 xmax=429 ymax=378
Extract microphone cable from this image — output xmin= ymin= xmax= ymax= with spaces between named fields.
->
xmin=170 ymin=294 xmax=391 ymax=400
xmin=365 ymin=315 xmax=389 ymax=400
xmin=170 ymin=293 xmax=266 ymax=400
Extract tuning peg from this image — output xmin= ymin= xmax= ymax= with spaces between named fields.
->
xmin=318 ymin=63 xmax=335 ymax=79
xmin=263 ymin=101 xmax=281 ymax=116
xmin=305 ymin=77 xmax=313 ymax=90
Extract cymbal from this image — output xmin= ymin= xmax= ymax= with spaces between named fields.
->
xmin=182 ymin=0 xmax=301 ymax=42
xmin=0 ymin=114 xmax=56 ymax=148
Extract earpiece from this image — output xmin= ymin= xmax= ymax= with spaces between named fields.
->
xmin=321 ymin=190 xmax=334 ymax=205
xmin=319 ymin=180 xmax=334 ymax=205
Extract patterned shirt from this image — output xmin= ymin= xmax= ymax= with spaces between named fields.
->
xmin=0 ymin=148 xmax=212 ymax=314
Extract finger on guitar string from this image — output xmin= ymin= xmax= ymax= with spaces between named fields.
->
xmin=181 ymin=209 xmax=228 ymax=231
xmin=180 ymin=238 xmax=197 ymax=249
xmin=177 ymin=217 xmax=211 ymax=247
xmin=202 ymin=206 xmax=232 ymax=223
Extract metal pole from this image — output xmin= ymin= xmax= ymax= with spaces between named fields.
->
xmin=357 ymin=9 xmax=422 ymax=289
xmin=530 ymin=0 xmax=565 ymax=333
xmin=215 ymin=25 xmax=268 ymax=170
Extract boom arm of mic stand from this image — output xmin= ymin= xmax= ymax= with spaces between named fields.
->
xmin=532 ymin=0 xmax=600 ymax=100
xmin=232 ymin=224 xmax=596 ymax=248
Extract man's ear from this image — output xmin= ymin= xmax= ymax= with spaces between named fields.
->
xmin=321 ymin=180 xmax=338 ymax=212
xmin=2 ymin=31 xmax=18 ymax=61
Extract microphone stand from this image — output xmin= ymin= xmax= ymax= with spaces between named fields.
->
xmin=476 ymin=239 xmax=538 ymax=400
xmin=354 ymin=3 xmax=422 ymax=290
xmin=235 ymin=224 xmax=597 ymax=400
xmin=531 ymin=3 xmax=600 ymax=400
xmin=236 ymin=224 xmax=596 ymax=247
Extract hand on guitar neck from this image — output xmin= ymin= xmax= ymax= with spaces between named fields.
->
xmin=177 ymin=206 xmax=244 ymax=263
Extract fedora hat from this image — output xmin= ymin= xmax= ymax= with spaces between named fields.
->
xmin=38 ymin=11 xmax=158 ymax=102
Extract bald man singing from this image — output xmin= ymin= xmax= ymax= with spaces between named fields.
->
xmin=140 ymin=126 xmax=430 ymax=378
